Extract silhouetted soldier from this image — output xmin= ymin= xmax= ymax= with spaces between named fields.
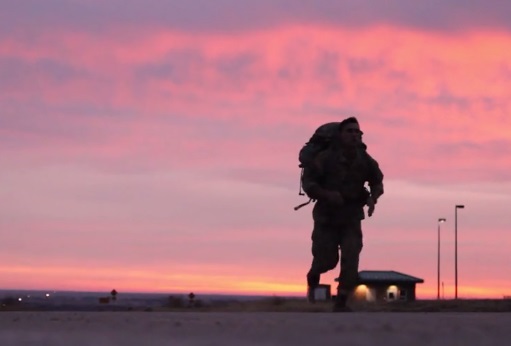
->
xmin=301 ymin=117 xmax=384 ymax=312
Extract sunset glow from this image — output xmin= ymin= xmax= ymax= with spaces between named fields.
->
xmin=1 ymin=1 xmax=510 ymax=300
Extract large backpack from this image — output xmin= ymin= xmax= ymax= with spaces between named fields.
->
xmin=298 ymin=122 xmax=341 ymax=170
xmin=294 ymin=122 xmax=366 ymax=210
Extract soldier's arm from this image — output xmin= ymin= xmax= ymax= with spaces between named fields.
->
xmin=301 ymin=156 xmax=326 ymax=200
xmin=366 ymin=154 xmax=384 ymax=203
xmin=303 ymin=151 xmax=342 ymax=201
xmin=302 ymin=152 xmax=344 ymax=205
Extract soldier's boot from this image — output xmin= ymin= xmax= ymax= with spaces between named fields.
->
xmin=306 ymin=272 xmax=320 ymax=304
xmin=307 ymin=286 xmax=316 ymax=304
xmin=332 ymin=292 xmax=352 ymax=312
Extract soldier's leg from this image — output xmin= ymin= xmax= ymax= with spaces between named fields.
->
xmin=335 ymin=220 xmax=363 ymax=309
xmin=306 ymin=223 xmax=339 ymax=300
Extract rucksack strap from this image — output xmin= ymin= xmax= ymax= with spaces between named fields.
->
xmin=294 ymin=198 xmax=314 ymax=211
xmin=298 ymin=167 xmax=305 ymax=196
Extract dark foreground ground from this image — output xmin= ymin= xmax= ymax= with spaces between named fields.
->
xmin=1 ymin=311 xmax=510 ymax=346
xmin=3 ymin=297 xmax=511 ymax=312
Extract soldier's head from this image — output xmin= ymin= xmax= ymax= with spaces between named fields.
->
xmin=338 ymin=117 xmax=362 ymax=148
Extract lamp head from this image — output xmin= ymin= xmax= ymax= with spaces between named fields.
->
xmin=438 ymin=218 xmax=446 ymax=223
xmin=456 ymin=205 xmax=465 ymax=209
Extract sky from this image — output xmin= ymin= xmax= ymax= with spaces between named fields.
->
xmin=1 ymin=0 xmax=510 ymax=299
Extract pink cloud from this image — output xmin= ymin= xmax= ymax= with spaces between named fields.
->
xmin=2 ymin=26 xmax=511 ymax=186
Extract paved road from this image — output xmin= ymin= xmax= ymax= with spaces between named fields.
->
xmin=1 ymin=311 xmax=510 ymax=345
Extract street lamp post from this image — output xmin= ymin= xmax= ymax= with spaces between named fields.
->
xmin=437 ymin=218 xmax=446 ymax=300
xmin=455 ymin=205 xmax=465 ymax=299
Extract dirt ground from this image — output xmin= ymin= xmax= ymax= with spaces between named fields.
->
xmin=1 ymin=311 xmax=510 ymax=345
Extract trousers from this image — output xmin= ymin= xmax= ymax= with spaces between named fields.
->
xmin=306 ymin=219 xmax=363 ymax=294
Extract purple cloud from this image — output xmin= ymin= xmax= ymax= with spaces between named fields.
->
xmin=2 ymin=0 xmax=511 ymax=36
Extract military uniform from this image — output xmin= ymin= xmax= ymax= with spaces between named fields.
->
xmin=301 ymin=144 xmax=384 ymax=303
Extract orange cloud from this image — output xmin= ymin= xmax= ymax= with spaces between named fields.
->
xmin=2 ymin=263 xmax=507 ymax=299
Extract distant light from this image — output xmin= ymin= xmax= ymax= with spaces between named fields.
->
xmin=46 ymin=293 xmax=50 ymax=297
xmin=18 ymin=298 xmax=22 ymax=302
xmin=355 ymin=285 xmax=367 ymax=293
xmin=354 ymin=285 xmax=367 ymax=299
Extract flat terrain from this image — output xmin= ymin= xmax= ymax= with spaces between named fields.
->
xmin=1 ymin=311 xmax=510 ymax=346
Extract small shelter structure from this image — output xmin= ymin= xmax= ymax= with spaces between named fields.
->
xmin=311 ymin=284 xmax=332 ymax=301
xmin=336 ymin=270 xmax=424 ymax=302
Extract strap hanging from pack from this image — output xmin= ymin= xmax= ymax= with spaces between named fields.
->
xmin=298 ymin=167 xmax=305 ymax=196
xmin=294 ymin=198 xmax=314 ymax=211
xmin=294 ymin=167 xmax=314 ymax=210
